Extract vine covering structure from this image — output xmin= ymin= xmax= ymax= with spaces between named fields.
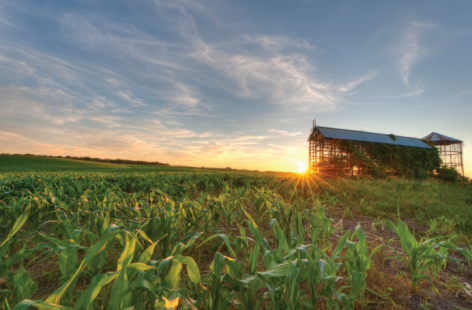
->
xmin=318 ymin=139 xmax=442 ymax=179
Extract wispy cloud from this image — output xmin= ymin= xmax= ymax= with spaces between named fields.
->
xmin=453 ymin=89 xmax=471 ymax=98
xmin=381 ymin=88 xmax=425 ymax=99
xmin=361 ymin=29 xmax=382 ymax=52
xmin=168 ymin=83 xmax=201 ymax=109
xmin=191 ymin=40 xmax=374 ymax=110
xmin=57 ymin=5 xmax=371 ymax=112
xmin=0 ymin=5 xmax=17 ymax=29
xmin=116 ymin=90 xmax=145 ymax=107
xmin=268 ymin=129 xmax=302 ymax=136
xmin=243 ymin=34 xmax=316 ymax=51
xmin=337 ymin=71 xmax=377 ymax=93
xmin=192 ymin=46 xmax=336 ymax=109
xmin=397 ymin=22 xmax=435 ymax=92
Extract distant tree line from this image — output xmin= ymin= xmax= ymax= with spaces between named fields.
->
xmin=1 ymin=153 xmax=169 ymax=166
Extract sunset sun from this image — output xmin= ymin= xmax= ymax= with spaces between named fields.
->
xmin=298 ymin=162 xmax=308 ymax=174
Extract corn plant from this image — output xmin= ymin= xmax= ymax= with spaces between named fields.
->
xmin=0 ymin=209 xmax=29 ymax=262
xmin=0 ymin=246 xmax=38 ymax=308
xmin=342 ymin=225 xmax=383 ymax=309
xmin=461 ymin=244 xmax=472 ymax=265
xmin=141 ymin=200 xmax=183 ymax=256
xmin=192 ymin=252 xmax=236 ymax=310
xmin=386 ymin=219 xmax=464 ymax=293
xmin=39 ymin=230 xmax=84 ymax=287
xmin=0 ymin=198 xmax=31 ymax=257
xmin=181 ymin=200 xmax=208 ymax=235
xmin=309 ymin=202 xmax=336 ymax=250
xmin=252 ymin=187 xmax=273 ymax=220
xmin=221 ymin=194 xmax=243 ymax=235
xmin=324 ymin=190 xmax=339 ymax=209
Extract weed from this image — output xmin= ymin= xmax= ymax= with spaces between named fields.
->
xmin=343 ymin=207 xmax=354 ymax=220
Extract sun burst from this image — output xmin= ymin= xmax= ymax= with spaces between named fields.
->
xmin=298 ymin=162 xmax=308 ymax=174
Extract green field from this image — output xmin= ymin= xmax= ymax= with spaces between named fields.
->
xmin=0 ymin=154 xmax=250 ymax=173
xmin=1 ymin=155 xmax=472 ymax=309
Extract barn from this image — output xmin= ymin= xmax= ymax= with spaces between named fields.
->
xmin=308 ymin=121 xmax=439 ymax=177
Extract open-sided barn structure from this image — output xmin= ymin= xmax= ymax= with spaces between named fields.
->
xmin=308 ymin=121 xmax=434 ymax=175
xmin=423 ymin=132 xmax=464 ymax=175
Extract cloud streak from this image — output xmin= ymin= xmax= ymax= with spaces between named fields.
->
xmin=57 ymin=7 xmax=373 ymax=111
xmin=397 ymin=22 xmax=436 ymax=96
xmin=268 ymin=129 xmax=302 ymax=136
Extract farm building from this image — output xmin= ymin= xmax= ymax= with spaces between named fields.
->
xmin=308 ymin=121 xmax=440 ymax=178
xmin=423 ymin=132 xmax=464 ymax=176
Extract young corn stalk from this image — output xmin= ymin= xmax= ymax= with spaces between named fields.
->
xmin=0 ymin=244 xmax=38 ymax=309
xmin=386 ymin=219 xmax=465 ymax=293
xmin=1 ymin=197 xmax=31 ymax=257
xmin=252 ymin=187 xmax=273 ymax=221
xmin=195 ymin=228 xmax=263 ymax=309
xmin=209 ymin=192 xmax=243 ymax=235
xmin=141 ymin=200 xmax=182 ymax=256
xmin=342 ymin=225 xmax=383 ymax=309
xmin=309 ymin=202 xmax=336 ymax=250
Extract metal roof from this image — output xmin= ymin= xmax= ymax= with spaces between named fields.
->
xmin=423 ymin=132 xmax=462 ymax=143
xmin=313 ymin=126 xmax=432 ymax=149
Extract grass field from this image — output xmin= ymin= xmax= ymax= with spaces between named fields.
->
xmin=1 ymin=155 xmax=472 ymax=309
xmin=0 ymin=154 xmax=249 ymax=173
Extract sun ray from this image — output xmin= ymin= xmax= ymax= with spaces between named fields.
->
xmin=305 ymin=173 xmax=321 ymax=192
xmin=276 ymin=174 xmax=299 ymax=193
xmin=306 ymin=171 xmax=341 ymax=194
xmin=288 ymin=174 xmax=302 ymax=204
xmin=304 ymin=173 xmax=317 ymax=204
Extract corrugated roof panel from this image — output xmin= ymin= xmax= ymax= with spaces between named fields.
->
xmin=316 ymin=126 xmax=432 ymax=149
xmin=423 ymin=132 xmax=462 ymax=143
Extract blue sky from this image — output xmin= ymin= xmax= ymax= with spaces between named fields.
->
xmin=1 ymin=0 xmax=471 ymax=174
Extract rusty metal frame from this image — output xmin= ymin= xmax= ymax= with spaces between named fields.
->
xmin=430 ymin=141 xmax=464 ymax=176
xmin=308 ymin=121 xmax=363 ymax=175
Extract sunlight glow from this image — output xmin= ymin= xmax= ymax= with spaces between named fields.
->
xmin=298 ymin=162 xmax=307 ymax=174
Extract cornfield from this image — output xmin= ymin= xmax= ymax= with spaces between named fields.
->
xmin=1 ymin=172 xmax=471 ymax=309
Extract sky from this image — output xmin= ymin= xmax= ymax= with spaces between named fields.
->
xmin=0 ymin=0 xmax=471 ymax=174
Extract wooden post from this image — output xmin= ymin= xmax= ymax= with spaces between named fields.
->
xmin=460 ymin=143 xmax=464 ymax=176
